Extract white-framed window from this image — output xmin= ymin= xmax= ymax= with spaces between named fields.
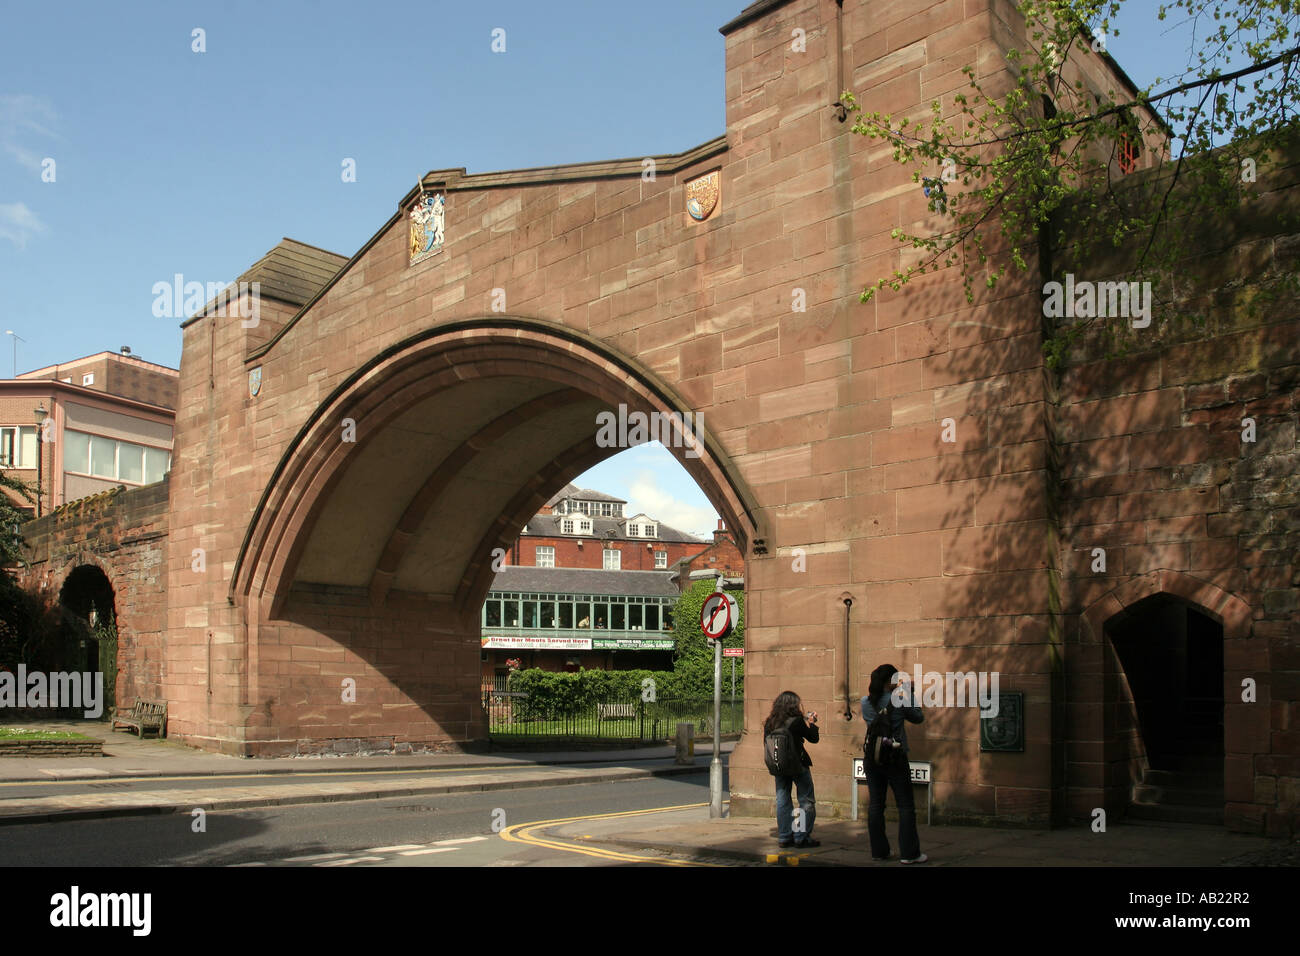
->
xmin=535 ymin=546 xmax=555 ymax=568
xmin=63 ymin=429 xmax=171 ymax=485
xmin=0 ymin=426 xmax=38 ymax=468
xmin=603 ymin=548 xmax=621 ymax=570
xmin=599 ymin=502 xmax=612 ymax=516
xmin=576 ymin=517 xmax=592 ymax=535
xmin=655 ymin=550 xmax=667 ymax=569
xmin=82 ymin=373 xmax=95 ymax=386
xmin=644 ymin=524 xmax=657 ymax=538
xmin=561 ymin=519 xmax=574 ymax=534
xmin=627 ymin=523 xmax=640 ymax=537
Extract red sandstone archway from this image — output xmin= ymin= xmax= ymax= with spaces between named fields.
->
xmin=233 ymin=318 xmax=761 ymax=621
xmin=219 ymin=319 xmax=763 ymax=753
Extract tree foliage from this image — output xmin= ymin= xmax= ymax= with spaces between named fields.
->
xmin=0 ymin=469 xmax=35 ymax=571
xmin=671 ymin=579 xmax=744 ymax=696
xmin=845 ymin=0 xmax=1300 ymax=366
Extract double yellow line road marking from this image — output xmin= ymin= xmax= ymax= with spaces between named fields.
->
xmin=500 ymin=803 xmax=724 ymax=866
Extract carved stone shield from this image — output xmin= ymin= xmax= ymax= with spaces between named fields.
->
xmin=248 ymin=366 xmax=262 ymax=398
xmin=685 ymin=171 xmax=720 ymax=221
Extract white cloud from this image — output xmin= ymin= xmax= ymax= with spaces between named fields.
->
xmin=0 ymin=202 xmax=47 ymax=249
xmin=4 ymin=143 xmax=43 ymax=173
xmin=0 ymin=94 xmax=58 ymax=178
xmin=0 ymin=94 xmax=58 ymax=140
xmin=626 ymin=471 xmax=719 ymax=539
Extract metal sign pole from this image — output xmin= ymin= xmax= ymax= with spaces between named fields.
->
xmin=710 ymin=576 xmax=725 ymax=818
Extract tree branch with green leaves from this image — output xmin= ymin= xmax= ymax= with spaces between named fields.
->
xmin=845 ymin=0 xmax=1299 ymax=367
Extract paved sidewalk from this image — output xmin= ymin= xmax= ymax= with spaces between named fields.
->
xmin=0 ymin=718 xmax=730 ymax=826
xmin=0 ymin=718 xmax=729 ymax=782
xmin=557 ymin=805 xmax=1292 ymax=867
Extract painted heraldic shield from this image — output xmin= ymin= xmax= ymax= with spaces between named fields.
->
xmin=685 ymin=171 xmax=720 ymax=221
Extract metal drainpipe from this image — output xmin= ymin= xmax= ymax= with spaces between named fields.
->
xmin=843 ymin=596 xmax=853 ymax=720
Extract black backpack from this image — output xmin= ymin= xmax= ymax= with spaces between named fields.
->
xmin=865 ymin=699 xmax=905 ymax=770
xmin=764 ymin=716 xmax=803 ymax=776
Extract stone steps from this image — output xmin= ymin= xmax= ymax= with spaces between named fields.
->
xmin=1128 ymin=753 xmax=1225 ymax=826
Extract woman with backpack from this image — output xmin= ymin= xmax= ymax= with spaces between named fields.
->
xmin=861 ymin=664 xmax=926 ymax=864
xmin=762 ymin=690 xmax=820 ymax=848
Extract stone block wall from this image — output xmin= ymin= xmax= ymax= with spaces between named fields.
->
xmin=17 ymin=480 xmax=169 ymax=710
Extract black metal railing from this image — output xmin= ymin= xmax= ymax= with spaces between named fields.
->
xmin=480 ymin=686 xmax=742 ymax=740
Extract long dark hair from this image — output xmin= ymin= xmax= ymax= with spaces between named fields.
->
xmin=868 ymin=664 xmax=898 ymax=705
xmin=764 ymin=690 xmax=802 ymax=735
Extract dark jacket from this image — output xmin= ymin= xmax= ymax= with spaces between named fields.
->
xmin=861 ymin=690 xmax=923 ymax=753
xmin=787 ymin=716 xmax=819 ymax=768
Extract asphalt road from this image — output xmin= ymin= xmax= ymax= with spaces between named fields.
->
xmin=0 ymin=770 xmax=730 ymax=867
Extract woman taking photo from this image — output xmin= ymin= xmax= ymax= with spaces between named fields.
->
xmin=763 ymin=690 xmax=820 ymax=848
xmin=862 ymin=664 xmax=926 ymax=863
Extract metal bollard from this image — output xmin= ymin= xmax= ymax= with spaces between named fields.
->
xmin=675 ymin=722 xmax=695 ymax=765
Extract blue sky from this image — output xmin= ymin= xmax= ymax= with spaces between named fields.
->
xmin=0 ymin=0 xmax=1218 ymax=536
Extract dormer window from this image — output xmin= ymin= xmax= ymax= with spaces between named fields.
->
xmin=577 ymin=517 xmax=592 ymax=535
xmin=562 ymin=519 xmax=574 ymax=534
xmin=644 ymin=524 xmax=656 ymax=538
xmin=628 ymin=523 xmax=640 ymax=537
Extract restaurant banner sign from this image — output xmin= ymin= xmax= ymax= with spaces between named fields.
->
xmin=592 ymin=637 xmax=675 ymax=651
xmin=481 ymin=635 xmax=593 ymax=651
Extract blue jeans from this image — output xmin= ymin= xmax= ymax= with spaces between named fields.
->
xmin=865 ymin=761 xmax=920 ymax=860
xmin=775 ymin=766 xmax=816 ymax=843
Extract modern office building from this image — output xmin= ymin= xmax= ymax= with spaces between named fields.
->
xmin=0 ymin=350 xmax=177 ymax=516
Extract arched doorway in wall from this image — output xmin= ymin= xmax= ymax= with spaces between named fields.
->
xmin=58 ymin=564 xmax=118 ymax=716
xmin=1106 ymin=593 xmax=1224 ymax=825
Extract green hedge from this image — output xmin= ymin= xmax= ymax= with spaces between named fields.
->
xmin=507 ymin=668 xmax=699 ymax=719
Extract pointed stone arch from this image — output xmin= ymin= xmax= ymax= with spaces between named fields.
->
xmin=231 ymin=317 xmax=762 ymax=621
xmin=1077 ymin=569 xmax=1257 ymax=828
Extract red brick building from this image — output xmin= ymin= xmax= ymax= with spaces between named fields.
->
xmin=671 ymin=518 xmax=744 ymax=584
xmin=506 ymin=483 xmax=708 ymax=572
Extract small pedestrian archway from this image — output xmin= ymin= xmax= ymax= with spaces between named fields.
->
xmin=1082 ymin=570 xmax=1252 ymax=825
xmin=57 ymin=563 xmax=118 ymax=714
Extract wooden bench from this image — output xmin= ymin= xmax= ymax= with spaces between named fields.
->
xmin=112 ymin=699 xmax=167 ymax=738
xmin=597 ymin=703 xmax=636 ymax=722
